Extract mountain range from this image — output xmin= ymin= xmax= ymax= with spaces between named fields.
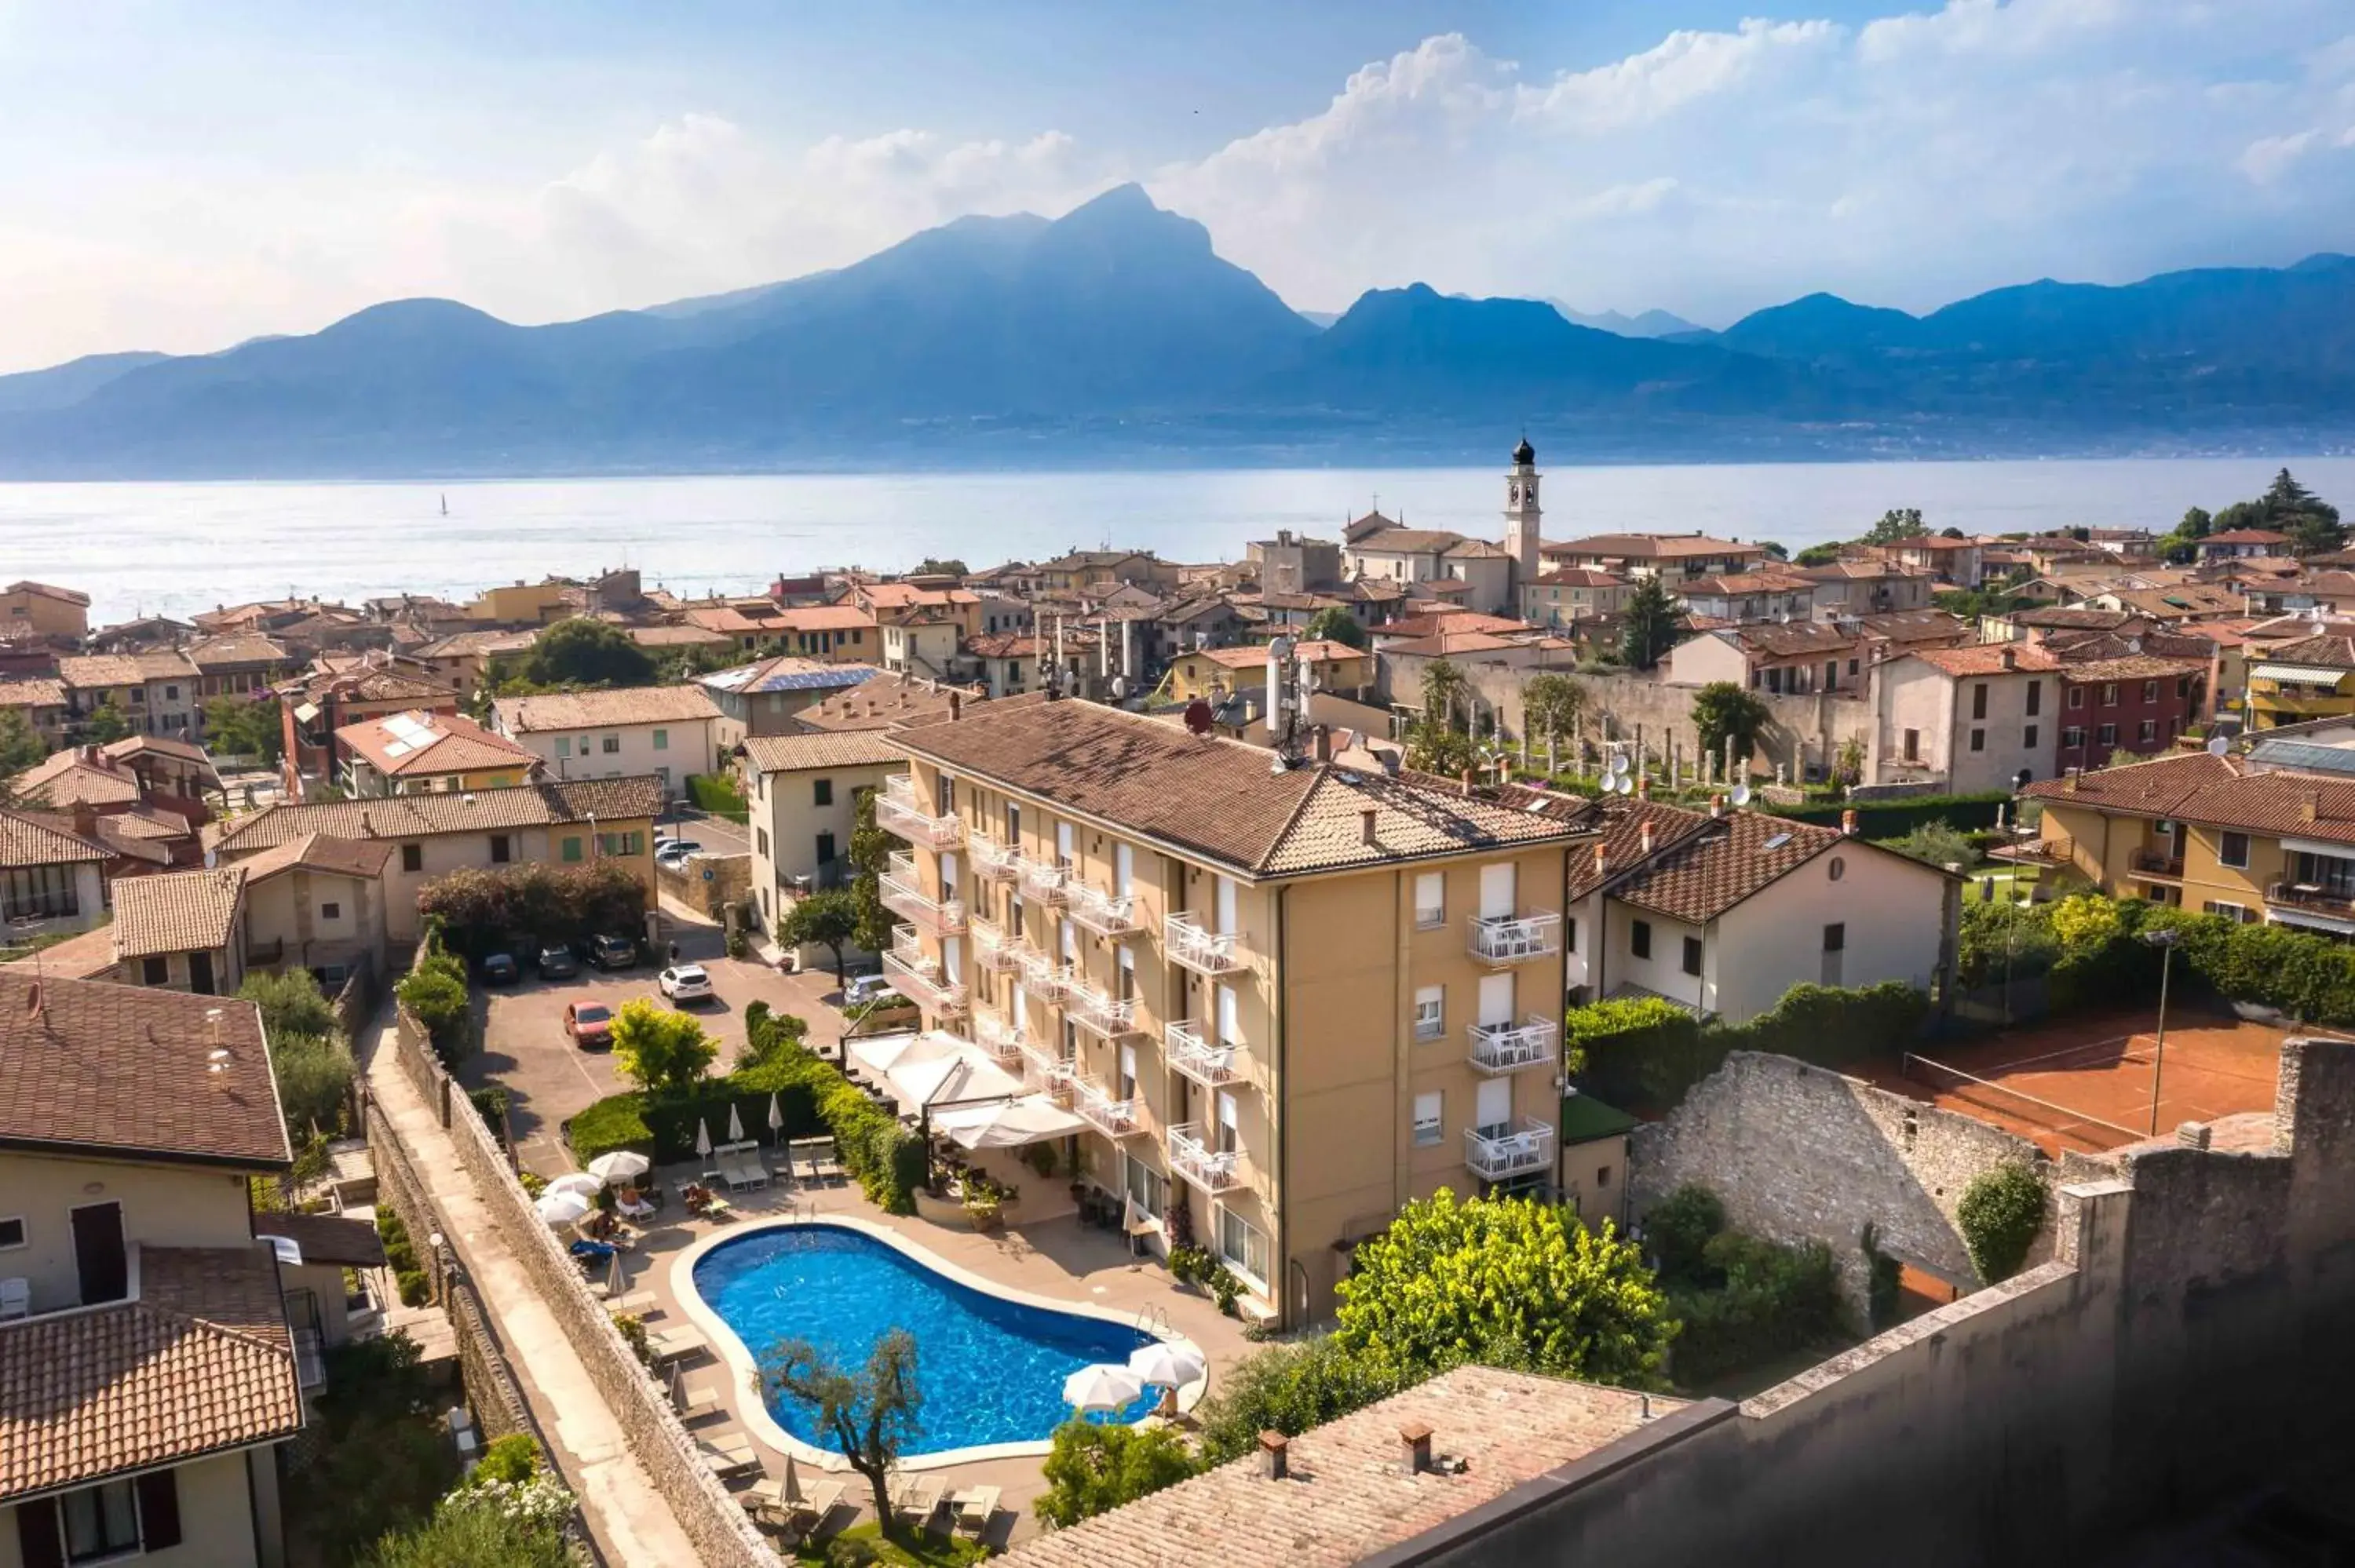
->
xmin=0 ymin=183 xmax=2350 ymax=477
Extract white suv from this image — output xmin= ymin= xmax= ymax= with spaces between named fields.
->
xmin=657 ymin=964 xmax=714 ymax=1005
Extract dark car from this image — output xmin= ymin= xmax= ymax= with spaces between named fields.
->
xmin=536 ymin=945 xmax=579 ymax=980
xmin=587 ymin=933 xmax=637 ymax=971
xmin=480 ymin=952 xmax=518 ymax=986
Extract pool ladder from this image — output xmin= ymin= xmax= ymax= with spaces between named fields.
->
xmin=1136 ymin=1304 xmax=1173 ymax=1340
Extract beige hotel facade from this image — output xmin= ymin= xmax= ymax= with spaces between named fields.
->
xmin=882 ymin=695 xmax=1590 ymax=1325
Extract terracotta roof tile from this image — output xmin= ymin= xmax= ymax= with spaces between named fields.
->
xmin=493 ymin=684 xmax=721 ymax=732
xmin=0 ymin=678 xmax=67 ymax=709
xmin=1611 ymin=810 xmax=1859 ymax=923
xmin=0 ymin=808 xmax=104 ymax=870
xmin=13 ymin=751 xmax=144 ymax=808
xmin=0 ymin=972 xmax=288 ymax=1164
xmin=229 ymin=831 xmax=394 ymax=883
xmin=739 ymin=731 xmax=908 ymax=773
xmin=791 ymin=674 xmax=976 ymax=733
xmin=335 ymin=709 xmax=537 ymax=777
xmin=213 ymin=775 xmax=660 ymax=851
xmin=0 ymin=1244 xmax=302 ymax=1501
xmin=2253 ymin=632 xmax=2355 ymax=670
xmin=2054 ymin=654 xmax=2206 ymax=683
xmin=111 ymin=866 xmax=245 ymax=957
xmin=2025 ymin=749 xmax=2355 ymax=848
xmin=1548 ymin=533 xmax=1758 ymax=560
xmin=56 ymin=652 xmax=198 ymax=689
xmin=1909 ymin=644 xmax=2065 ymax=677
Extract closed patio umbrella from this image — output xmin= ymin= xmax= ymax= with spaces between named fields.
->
xmin=781 ymin=1453 xmax=803 ymax=1506
xmin=587 ymin=1150 xmax=651 ymax=1186
xmin=767 ymin=1092 xmax=784 ymax=1140
xmin=1061 ymin=1362 xmax=1144 ymax=1415
xmin=695 ymin=1119 xmax=714 ymax=1158
xmin=535 ymin=1189 xmax=593 ymax=1227
xmin=727 ymin=1103 xmax=747 ymax=1143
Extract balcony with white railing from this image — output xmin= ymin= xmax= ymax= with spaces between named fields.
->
xmin=1463 ymin=1118 xmax=1556 ymax=1182
xmin=882 ymin=926 xmax=966 ymax=1016
xmin=1467 ymin=1016 xmax=1560 ymax=1076
xmin=967 ymin=830 xmax=1020 ymax=882
xmin=1167 ymin=1124 xmax=1243 ymax=1194
xmin=1018 ymin=1038 xmax=1074 ymax=1093
xmin=1064 ymin=981 xmax=1142 ymax=1038
xmin=968 ymin=918 xmax=1022 ymax=973
xmin=1016 ymin=854 xmax=1070 ymax=906
xmin=880 ymin=851 xmax=966 ymax=936
xmin=1165 ymin=911 xmax=1243 ymax=976
xmin=1164 ymin=1019 xmax=1243 ymax=1088
xmin=1468 ymin=911 xmax=1562 ymax=966
xmin=875 ymin=775 xmax=964 ymax=850
xmin=1070 ymin=1078 xmax=1140 ymax=1139
xmin=1068 ymin=883 xmax=1142 ymax=939
xmin=1017 ymin=946 xmax=1075 ymax=999
xmin=975 ymin=1012 xmax=1027 ymax=1065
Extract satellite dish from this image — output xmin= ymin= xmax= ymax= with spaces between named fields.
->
xmin=1183 ymin=698 xmax=1214 ymax=736
xmin=1608 ymin=753 xmax=1629 ymax=778
xmin=1616 ymin=775 xmax=1636 ymax=796
xmin=1731 ymin=783 xmax=1754 ymax=808
xmin=2206 ymin=734 xmax=2229 ymax=756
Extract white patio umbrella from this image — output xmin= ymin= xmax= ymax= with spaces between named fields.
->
xmin=695 ymin=1119 xmax=714 ymax=1158
xmin=1062 ymin=1362 xmax=1145 ymax=1414
xmin=586 ymin=1150 xmax=651 ymax=1186
xmin=534 ymin=1189 xmax=593 ymax=1227
xmin=1127 ymin=1341 xmax=1207 ymax=1390
xmin=727 ymin=1103 xmax=747 ymax=1143
xmin=544 ymin=1172 xmax=603 ymax=1201
xmin=766 ymin=1092 xmax=784 ymax=1138
xmin=781 ymin=1453 xmax=804 ymax=1506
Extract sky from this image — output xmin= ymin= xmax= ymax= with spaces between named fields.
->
xmin=1 ymin=0 xmax=2351 ymax=373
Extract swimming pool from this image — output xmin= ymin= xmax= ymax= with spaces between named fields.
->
xmin=685 ymin=1221 xmax=1166 ymax=1457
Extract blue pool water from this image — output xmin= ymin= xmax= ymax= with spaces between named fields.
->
xmin=690 ymin=1224 xmax=1161 ymax=1453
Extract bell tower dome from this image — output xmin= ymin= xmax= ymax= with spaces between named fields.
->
xmin=1505 ymin=436 xmax=1542 ymax=588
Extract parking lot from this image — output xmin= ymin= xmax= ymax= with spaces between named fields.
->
xmin=462 ymin=918 xmax=858 ymax=1178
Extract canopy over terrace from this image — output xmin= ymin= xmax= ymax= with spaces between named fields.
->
xmin=846 ymin=1030 xmax=1085 ymax=1150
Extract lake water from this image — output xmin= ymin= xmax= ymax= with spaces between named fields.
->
xmin=7 ymin=455 xmax=2353 ymax=624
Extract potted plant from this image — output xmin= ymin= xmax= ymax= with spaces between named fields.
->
xmin=963 ymin=1172 xmax=1005 ymax=1231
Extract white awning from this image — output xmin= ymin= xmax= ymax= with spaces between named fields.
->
xmin=934 ymin=1095 xmax=1087 ymax=1150
xmin=2279 ymin=838 xmax=2355 ymax=861
xmin=2266 ymin=905 xmax=2355 ymax=935
xmin=847 ymin=1030 xmax=1024 ymax=1115
xmin=2251 ymin=663 xmax=2353 ymax=684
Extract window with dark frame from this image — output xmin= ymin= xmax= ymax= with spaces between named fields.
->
xmin=1630 ymin=921 xmax=1652 ymax=960
xmin=1681 ymin=935 xmax=1703 ymax=976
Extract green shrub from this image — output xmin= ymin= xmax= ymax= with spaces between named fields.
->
xmin=1667 ymin=1231 xmax=1846 ymax=1386
xmin=1193 ymin=1335 xmax=1415 ymax=1466
xmin=239 ymin=968 xmax=341 ymax=1041
xmin=1036 ymin=1420 xmax=1199 ymax=1527
xmin=1767 ymin=789 xmax=2014 ymax=838
xmin=468 ymin=1085 xmax=510 ymax=1129
xmin=1645 ymin=1185 xmax=1726 ymax=1288
xmin=395 ymin=963 xmax=472 ymax=1066
xmin=1957 ymin=1162 xmax=2046 ymax=1284
xmin=397 ymin=1270 xmax=431 ymax=1307
xmin=825 ymin=1538 xmax=882 ymax=1568
xmin=360 ymin=1493 xmax=572 ymax=1568
xmin=1572 ymin=980 xmax=1928 ymax=1110
xmin=686 ymin=772 xmax=750 ymax=822
xmin=465 ymin=1434 xmax=541 ymax=1487
xmin=564 ymin=1096 xmax=655 ymax=1165
xmin=271 ymin=1030 xmax=356 ymax=1140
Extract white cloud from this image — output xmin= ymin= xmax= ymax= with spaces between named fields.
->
xmin=1518 ymin=19 xmax=1842 ymax=131
xmin=2240 ymin=127 xmax=2321 ymax=181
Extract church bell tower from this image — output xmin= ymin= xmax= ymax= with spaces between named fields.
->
xmin=1505 ymin=436 xmax=1541 ymax=589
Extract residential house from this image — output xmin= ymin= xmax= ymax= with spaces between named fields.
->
xmin=186 ymin=636 xmax=294 ymax=704
xmin=895 ymin=695 xmax=1593 ymax=1323
xmin=1561 ymin=797 xmax=1955 ymax=1022
xmin=212 ymin=775 xmax=663 ymax=943
xmin=12 ymin=742 xmax=212 ymax=830
xmin=0 ymin=581 xmax=90 ymax=641
xmin=964 ymin=635 xmax=1050 ymax=701
xmin=0 ymin=809 xmax=106 ymax=940
xmin=1666 ymin=621 xmax=1866 ymax=698
xmin=1675 ymin=572 xmax=1826 ymax=625
xmin=22 ymin=863 xmax=253 ymax=994
xmin=1540 ymin=533 xmax=1765 ymax=582
xmin=683 ymin=603 xmax=879 ymax=661
xmin=879 ymin=618 xmax=962 ymax=682
xmin=334 ymin=709 xmax=539 ymax=797
xmin=277 ymin=662 xmax=457 ymax=799
xmin=1247 ymin=531 xmax=1342 ymax=596
xmin=2196 ymin=528 xmax=2295 ymax=563
xmin=2083 ymin=583 xmax=2248 ymax=623
xmin=623 ymin=624 xmax=736 ymax=665
xmin=2244 ymin=631 xmax=2355 ymax=731
xmin=1857 ymin=610 xmax=1975 ymax=665
xmin=229 ymin=833 xmax=392 ymax=988
xmin=973 ymin=593 xmax=1035 ymax=638
xmin=95 ymin=735 xmax=220 ymax=808
xmin=490 ymin=685 xmax=721 ymax=797
xmin=1874 ymin=536 xmax=1984 ymax=586
xmin=1870 ymin=644 xmax=2062 ymax=792
xmin=464 ymin=579 xmax=573 ymax=625
xmin=57 ymin=651 xmax=202 ymax=739
xmin=0 ymin=678 xmax=68 ymax=750
xmin=0 ymin=974 xmax=304 ymax=1568
xmin=1165 ymin=642 xmax=1375 ymax=706
xmin=789 ymin=673 xmax=981 ymax=734
xmin=1982 ymin=606 xmax=2158 ymax=645
xmin=696 ymin=658 xmax=881 ymax=750
xmin=2054 ymin=655 xmax=2207 ymax=772
xmin=1034 ymin=550 xmax=1182 ymax=595
xmin=740 ymin=730 xmax=907 ymax=927
xmin=1341 ymin=516 xmax=1517 ymax=614
xmin=86 ymin=616 xmax=197 ymax=655
xmin=1520 ymin=568 xmax=1633 ymax=630
xmin=847 ymin=582 xmax=984 ymax=640
xmin=406 ymin=629 xmax=540 ymax=699
xmin=1794 ymin=560 xmax=1937 ymax=616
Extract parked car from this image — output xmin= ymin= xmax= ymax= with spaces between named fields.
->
xmin=480 ymin=952 xmax=519 ymax=986
xmin=842 ymin=974 xmax=896 ymax=1009
xmin=658 ymin=964 xmax=714 ymax=1005
xmin=536 ymin=945 xmax=579 ymax=980
xmin=586 ymin=933 xmax=637 ymax=971
xmin=655 ymin=840 xmax=704 ymax=866
xmin=564 ymin=1002 xmax=614 ymax=1048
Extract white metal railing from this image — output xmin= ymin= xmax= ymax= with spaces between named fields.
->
xmin=1017 ymin=946 xmax=1074 ymax=999
xmin=876 ymin=775 xmax=963 ymax=849
xmin=1463 ymin=1118 xmax=1555 ymax=1181
xmin=1164 ymin=1020 xmax=1243 ymax=1087
xmin=1167 ymin=1124 xmax=1241 ymax=1194
xmin=1068 ymin=883 xmax=1141 ymax=938
xmin=1064 ymin=982 xmax=1141 ymax=1037
xmin=1017 ymin=1037 xmax=1072 ymax=1092
xmin=967 ymin=830 xmax=1020 ymax=881
xmin=975 ymin=1012 xmax=1027 ymax=1063
xmin=882 ymin=926 xmax=966 ymax=1015
xmin=1016 ymin=853 xmax=1070 ymax=906
xmin=1071 ymin=1078 xmax=1139 ymax=1137
xmin=1467 ymin=1016 xmax=1560 ymax=1075
xmin=968 ymin=918 xmax=1021 ymax=972
xmin=880 ymin=851 xmax=966 ymax=935
xmin=1165 ymin=911 xmax=1243 ymax=975
xmin=1468 ymin=911 xmax=1562 ymax=965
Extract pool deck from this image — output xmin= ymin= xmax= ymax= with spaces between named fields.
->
xmin=595 ymin=1152 xmax=1258 ymax=1548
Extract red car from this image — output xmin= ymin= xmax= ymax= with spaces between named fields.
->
xmin=564 ymin=1002 xmax=613 ymax=1049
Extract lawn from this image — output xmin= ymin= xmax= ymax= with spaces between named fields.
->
xmin=792 ymin=1522 xmax=989 ymax=1566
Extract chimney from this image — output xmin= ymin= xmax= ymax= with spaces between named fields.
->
xmin=1594 ymin=841 xmax=1608 ymax=876
xmin=1460 ymin=768 xmax=1474 ymax=797
xmin=2302 ymin=795 xmax=2318 ymax=824
xmin=1842 ymin=808 xmax=1859 ymax=837
xmin=1710 ymin=794 xmax=1725 ymax=819
xmin=1998 ymin=647 xmax=2017 ymax=671
xmin=947 ymin=691 xmax=962 ymax=722
xmin=1639 ymin=822 xmax=1656 ymax=855
xmin=1259 ymin=1431 xmax=1289 ymax=1482
xmin=1360 ymin=808 xmax=1378 ymax=846
xmin=1312 ymin=725 xmax=1332 ymax=764
xmin=1636 ymin=774 xmax=1650 ymax=800
xmin=2063 ymin=768 xmax=2079 ymax=793
xmin=1399 ymin=1421 xmax=1434 ymax=1476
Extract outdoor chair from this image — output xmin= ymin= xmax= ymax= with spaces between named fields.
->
xmin=647 ymin=1325 xmax=708 ymax=1364
xmin=696 ymin=1430 xmax=759 ymax=1479
xmin=887 ymin=1474 xmax=940 ymax=1527
xmin=949 ymin=1486 xmax=1001 ymax=1538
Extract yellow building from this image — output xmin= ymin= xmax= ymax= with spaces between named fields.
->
xmin=2022 ymin=748 xmax=2355 ymax=929
xmin=466 ymin=580 xmax=572 ymax=625
xmin=1165 ymin=640 xmax=1374 ymax=706
xmin=2244 ymin=631 xmax=2355 ymax=730
xmin=889 ymin=695 xmax=1591 ymax=1325
xmin=0 ymin=579 xmax=91 ymax=640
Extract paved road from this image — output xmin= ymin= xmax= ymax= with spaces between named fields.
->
xmin=656 ymin=806 xmax=748 ymax=862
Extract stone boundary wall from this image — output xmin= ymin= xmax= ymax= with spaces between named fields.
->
xmin=367 ymin=1097 xmax=445 ymax=1307
xmin=658 ymin=851 xmax=750 ymax=920
xmin=383 ymin=1012 xmax=779 ymax=1568
xmin=1628 ymin=1051 xmax=2051 ymax=1306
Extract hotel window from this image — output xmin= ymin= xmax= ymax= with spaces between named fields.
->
xmin=2101 ymin=684 xmax=2119 ymax=706
xmin=1414 ymin=986 xmax=1444 ymax=1041
xmin=2203 ymin=901 xmax=2253 ymax=924
xmin=1414 ymin=872 xmax=1444 ymax=928
xmin=1681 ymin=935 xmax=1703 ymax=977
xmin=1412 ymin=1092 xmax=1444 ymax=1147
xmin=1121 ymin=1153 xmax=1166 ymax=1223
xmin=2143 ymin=680 xmax=2159 ymax=702
xmin=2097 ymin=724 xmax=2116 ymax=747
xmin=1215 ymin=1205 xmax=1269 ymax=1287
xmin=1630 ymin=920 xmax=1652 ymax=960
xmin=1216 ymin=1089 xmax=1240 ymax=1155
xmin=1216 ymin=983 xmax=1239 ymax=1045
xmin=2139 ymin=720 xmax=2156 ymax=742
xmin=1119 ymin=1041 xmax=1138 ymax=1100
xmin=2064 ymin=726 xmax=2085 ymax=749
xmin=2218 ymin=832 xmax=2250 ymax=870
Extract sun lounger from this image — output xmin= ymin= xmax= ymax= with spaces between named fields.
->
xmin=696 ymin=1430 xmax=759 ymax=1479
xmin=601 ymin=1290 xmax=655 ymax=1316
xmin=806 ymin=1138 xmax=842 ymax=1182
xmin=796 ymin=1479 xmax=846 ymax=1523
xmin=673 ymin=1378 xmax=723 ymax=1422
xmin=949 ymin=1485 xmax=1001 ymax=1536
xmin=616 ymin=1193 xmax=657 ymax=1221
xmin=647 ymin=1325 xmax=708 ymax=1365
xmin=717 ymin=1143 xmax=769 ymax=1191
xmin=888 ymin=1474 xmax=940 ymax=1525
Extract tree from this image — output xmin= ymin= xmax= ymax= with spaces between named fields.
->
xmin=848 ymin=786 xmax=896 ymax=955
xmin=1299 ymin=605 xmax=1367 ymax=650
xmin=1419 ymin=658 xmax=1467 ymax=731
xmin=82 ymin=699 xmax=132 ymax=742
xmin=1793 ymin=542 xmax=1843 ymax=567
xmin=1864 ymin=507 xmax=1926 ymax=545
xmin=763 ymin=1332 xmax=924 ymax=1537
xmin=1755 ymin=540 xmax=1789 ymax=560
xmin=271 ymin=1032 xmax=358 ymax=1140
xmin=778 ymin=888 xmax=862 ymax=987
xmin=0 ymin=709 xmax=46 ymax=803
xmin=2259 ymin=468 xmax=2343 ymax=554
xmin=1833 ymin=735 xmax=1865 ymax=788
xmin=1036 ymin=1420 xmax=1198 ymax=1526
xmin=608 ymin=997 xmax=717 ymax=1096
xmin=1691 ymin=681 xmax=1771 ymax=766
xmin=1937 ymin=525 xmax=1966 ymax=540
xmin=240 ymin=968 xmax=341 ymax=1040
xmin=206 ymin=694 xmax=283 ymax=764
xmin=1884 ymin=821 xmax=1978 ymax=870
xmin=1521 ymin=673 xmax=1585 ymax=758
xmin=1956 ymin=1162 xmax=2046 ymax=1284
xmin=1192 ymin=1334 xmax=1414 ymax=1466
xmin=1333 ymin=1190 xmax=1675 ymax=1387
xmin=911 ymin=558 xmax=969 ymax=578
xmin=515 ymin=618 xmax=655 ymax=689
xmin=1618 ymin=577 xmax=1680 ymax=671
xmin=1404 ymin=722 xmax=1477 ymax=777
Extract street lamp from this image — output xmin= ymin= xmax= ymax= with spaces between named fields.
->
xmin=2141 ymin=928 xmax=2180 ymax=1136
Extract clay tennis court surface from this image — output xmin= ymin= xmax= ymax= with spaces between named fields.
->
xmin=1864 ymin=1009 xmax=2299 ymax=1156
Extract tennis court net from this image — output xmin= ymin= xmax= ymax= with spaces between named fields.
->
xmin=1901 ymin=1052 xmax=2148 ymax=1150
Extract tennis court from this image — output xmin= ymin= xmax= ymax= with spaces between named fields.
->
xmin=1871 ymin=1011 xmax=2291 ymax=1155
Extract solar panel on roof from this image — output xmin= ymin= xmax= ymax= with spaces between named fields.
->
xmin=1761 ymin=832 xmax=1794 ymax=851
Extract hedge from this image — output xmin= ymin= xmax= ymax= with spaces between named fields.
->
xmin=1572 ymin=980 xmax=1930 ymax=1110
xmin=416 ymin=861 xmax=648 ymax=964
xmin=1988 ymin=892 xmax=2355 ymax=1027
xmin=1768 ymin=789 xmax=2013 ymax=840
